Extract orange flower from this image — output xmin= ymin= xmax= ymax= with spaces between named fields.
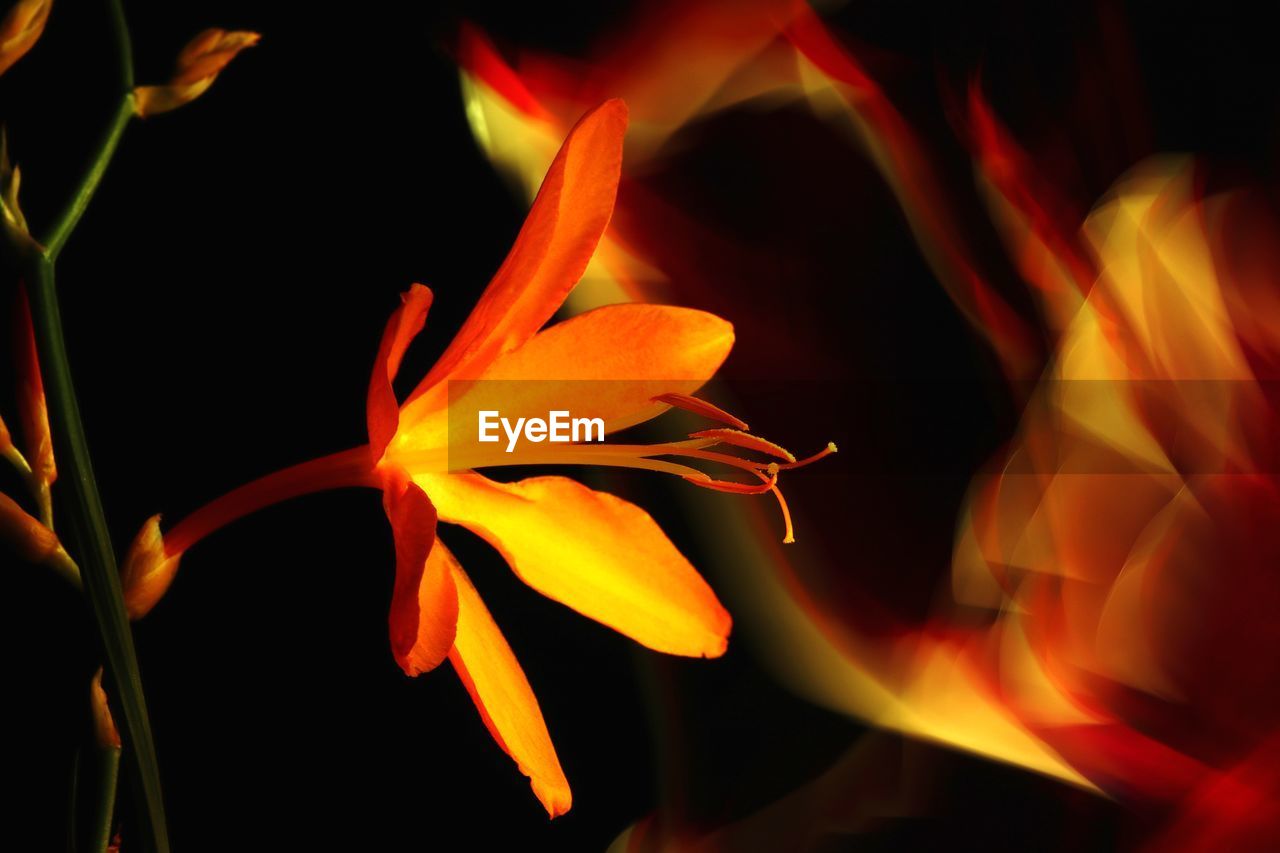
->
xmin=0 ymin=0 xmax=50 ymax=77
xmin=133 ymin=28 xmax=259 ymax=117
xmin=136 ymin=99 xmax=831 ymax=815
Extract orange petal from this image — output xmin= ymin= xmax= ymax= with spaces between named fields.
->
xmin=382 ymin=471 xmax=457 ymax=676
xmin=440 ymin=542 xmax=572 ymax=817
xmin=399 ymin=304 xmax=734 ymax=456
xmin=368 ymin=284 xmax=434 ymax=462
xmin=419 ymin=471 xmax=731 ymax=658
xmin=403 ymin=99 xmax=629 ymax=413
xmin=473 ymin=303 xmax=732 ymax=432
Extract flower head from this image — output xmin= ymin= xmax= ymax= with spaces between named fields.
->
xmin=149 ymin=98 xmax=832 ymax=816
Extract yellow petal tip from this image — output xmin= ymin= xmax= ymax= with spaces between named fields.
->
xmin=121 ymin=514 xmax=183 ymax=619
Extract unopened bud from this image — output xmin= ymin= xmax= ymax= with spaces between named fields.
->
xmin=1 ymin=129 xmax=34 ymax=247
xmin=134 ymin=29 xmax=260 ymax=117
xmin=90 ymin=668 xmax=122 ymax=749
xmin=121 ymin=514 xmax=182 ymax=619
xmin=0 ymin=0 xmax=51 ymax=77
xmin=0 ymin=490 xmax=77 ymax=585
xmin=14 ymin=284 xmax=55 ymax=500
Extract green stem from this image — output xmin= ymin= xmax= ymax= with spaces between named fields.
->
xmin=26 ymin=4 xmax=165 ymax=847
xmin=41 ymin=0 xmax=134 ymax=260
xmin=106 ymin=0 xmax=135 ymax=91
xmin=85 ymin=744 xmax=122 ymax=853
xmin=42 ymin=96 xmax=134 ymax=261
xmin=26 ymin=257 xmax=169 ymax=853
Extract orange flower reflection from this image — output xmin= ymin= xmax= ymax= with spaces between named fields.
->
xmin=452 ymin=6 xmax=1280 ymax=847
xmin=131 ymin=99 xmax=829 ymax=815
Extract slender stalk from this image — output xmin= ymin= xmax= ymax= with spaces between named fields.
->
xmin=106 ymin=0 xmax=135 ymax=91
xmin=24 ymin=3 xmax=167 ymax=849
xmin=43 ymin=96 xmax=134 ymax=261
xmin=163 ymin=446 xmax=377 ymax=556
xmin=26 ymin=257 xmax=168 ymax=853
xmin=84 ymin=744 xmax=122 ymax=852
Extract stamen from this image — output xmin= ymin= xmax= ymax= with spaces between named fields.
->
xmin=690 ymin=428 xmax=796 ymax=463
xmin=775 ymin=441 xmax=838 ymax=470
xmin=652 ymin=392 xmax=749 ymax=430
xmin=770 ymin=482 xmax=796 ymax=544
xmin=682 ymin=468 xmax=777 ymax=495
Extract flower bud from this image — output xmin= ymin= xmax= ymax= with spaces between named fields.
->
xmin=120 ymin=514 xmax=182 ymax=619
xmin=90 ymin=668 xmax=122 ymax=749
xmin=133 ymin=28 xmax=260 ymax=117
xmin=14 ymin=284 xmax=55 ymax=498
xmin=1 ymin=129 xmax=34 ymax=248
xmin=0 ymin=491 xmax=53 ymax=558
xmin=0 ymin=0 xmax=50 ymax=77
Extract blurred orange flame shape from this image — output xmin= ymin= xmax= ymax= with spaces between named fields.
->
xmin=454 ymin=3 xmax=1280 ymax=846
xmin=136 ymin=99 xmax=832 ymax=816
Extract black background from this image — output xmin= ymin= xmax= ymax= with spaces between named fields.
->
xmin=4 ymin=0 xmax=1279 ymax=849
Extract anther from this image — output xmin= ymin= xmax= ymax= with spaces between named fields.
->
xmin=776 ymin=441 xmax=838 ymax=470
xmin=690 ymin=428 xmax=795 ymax=462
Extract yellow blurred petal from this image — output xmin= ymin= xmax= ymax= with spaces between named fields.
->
xmin=0 ymin=0 xmax=50 ymax=76
xmin=134 ymin=29 xmax=259 ymax=117
xmin=420 ymin=471 xmax=731 ymax=657
xmin=442 ymin=543 xmax=571 ymax=817
xmin=121 ymin=514 xmax=182 ymax=619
